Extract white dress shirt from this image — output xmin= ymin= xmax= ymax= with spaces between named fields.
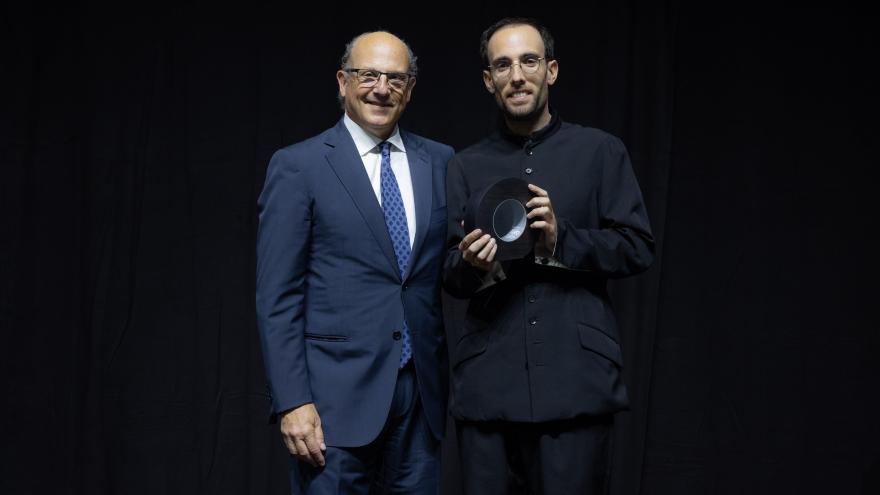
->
xmin=343 ymin=114 xmax=416 ymax=249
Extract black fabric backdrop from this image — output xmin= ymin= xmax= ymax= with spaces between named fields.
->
xmin=2 ymin=3 xmax=878 ymax=494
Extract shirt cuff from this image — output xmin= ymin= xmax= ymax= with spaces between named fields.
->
xmin=534 ymin=255 xmax=567 ymax=268
xmin=477 ymin=261 xmax=507 ymax=291
xmin=534 ymin=237 xmax=563 ymax=267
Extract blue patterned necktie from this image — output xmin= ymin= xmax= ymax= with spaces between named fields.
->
xmin=379 ymin=142 xmax=412 ymax=368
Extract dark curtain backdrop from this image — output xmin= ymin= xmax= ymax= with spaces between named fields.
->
xmin=2 ymin=3 xmax=878 ymax=494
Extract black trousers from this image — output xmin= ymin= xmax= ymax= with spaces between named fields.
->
xmin=456 ymin=415 xmax=613 ymax=495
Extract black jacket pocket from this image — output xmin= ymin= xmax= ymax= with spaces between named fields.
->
xmin=453 ymin=330 xmax=488 ymax=368
xmin=578 ymin=323 xmax=622 ymax=366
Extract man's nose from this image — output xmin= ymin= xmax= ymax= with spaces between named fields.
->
xmin=372 ymin=75 xmax=392 ymax=95
xmin=509 ymin=62 xmax=527 ymax=81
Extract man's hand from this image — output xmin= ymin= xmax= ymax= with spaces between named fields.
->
xmin=458 ymin=227 xmax=497 ymax=271
xmin=526 ymin=184 xmax=557 ymax=256
xmin=280 ymin=403 xmax=326 ymax=467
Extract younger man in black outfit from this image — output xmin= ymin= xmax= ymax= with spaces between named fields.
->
xmin=443 ymin=17 xmax=655 ymax=494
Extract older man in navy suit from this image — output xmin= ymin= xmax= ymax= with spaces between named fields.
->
xmin=256 ymin=31 xmax=453 ymax=494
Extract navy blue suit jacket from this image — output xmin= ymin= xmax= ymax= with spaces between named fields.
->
xmin=256 ymin=119 xmax=453 ymax=447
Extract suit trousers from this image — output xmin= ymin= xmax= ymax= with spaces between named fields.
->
xmin=290 ymin=363 xmax=439 ymax=494
xmin=456 ymin=415 xmax=613 ymax=495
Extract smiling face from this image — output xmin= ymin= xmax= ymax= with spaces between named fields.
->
xmin=336 ymin=32 xmax=415 ymax=140
xmin=483 ymin=24 xmax=558 ymax=131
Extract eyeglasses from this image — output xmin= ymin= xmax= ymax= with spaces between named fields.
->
xmin=344 ymin=68 xmax=413 ymax=91
xmin=487 ymin=56 xmax=546 ymax=78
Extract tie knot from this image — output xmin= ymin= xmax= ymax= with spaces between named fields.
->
xmin=379 ymin=141 xmax=391 ymax=155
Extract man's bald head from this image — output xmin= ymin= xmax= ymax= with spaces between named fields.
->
xmin=340 ymin=31 xmax=418 ymax=76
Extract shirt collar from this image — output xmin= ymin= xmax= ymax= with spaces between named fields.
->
xmin=499 ymin=106 xmax=562 ymax=148
xmin=343 ymin=113 xmax=406 ymax=156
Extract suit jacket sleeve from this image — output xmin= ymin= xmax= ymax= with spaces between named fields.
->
xmin=554 ymin=135 xmax=655 ymax=277
xmin=255 ymin=148 xmax=314 ymax=415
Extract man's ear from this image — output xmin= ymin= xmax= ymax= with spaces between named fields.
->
xmin=546 ymin=59 xmax=559 ymax=86
xmin=404 ymin=77 xmax=416 ymax=103
xmin=336 ymin=70 xmax=348 ymax=98
xmin=482 ymin=70 xmax=495 ymax=94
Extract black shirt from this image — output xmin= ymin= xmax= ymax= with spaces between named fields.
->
xmin=443 ymin=110 xmax=654 ymax=422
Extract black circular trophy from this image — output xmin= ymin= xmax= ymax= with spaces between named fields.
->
xmin=463 ymin=177 xmax=537 ymax=261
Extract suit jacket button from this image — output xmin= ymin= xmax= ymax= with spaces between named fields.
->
xmin=393 ymin=331 xmax=402 ymax=340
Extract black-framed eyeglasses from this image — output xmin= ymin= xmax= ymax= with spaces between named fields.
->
xmin=344 ymin=68 xmax=413 ymax=91
xmin=487 ymin=56 xmax=546 ymax=78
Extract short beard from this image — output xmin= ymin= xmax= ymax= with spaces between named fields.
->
xmin=503 ymin=100 xmax=542 ymax=122
xmin=501 ymin=88 xmax=549 ymax=124
xmin=497 ymin=80 xmax=546 ymax=123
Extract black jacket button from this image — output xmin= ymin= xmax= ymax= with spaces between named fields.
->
xmin=393 ymin=331 xmax=402 ymax=340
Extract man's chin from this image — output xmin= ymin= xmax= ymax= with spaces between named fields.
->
xmin=367 ymin=108 xmax=397 ymax=122
xmin=362 ymin=118 xmax=395 ymax=137
xmin=503 ymin=104 xmax=540 ymax=122
xmin=366 ymin=118 xmax=394 ymax=131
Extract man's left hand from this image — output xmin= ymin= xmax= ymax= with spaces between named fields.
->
xmin=526 ymin=183 xmax=557 ymax=255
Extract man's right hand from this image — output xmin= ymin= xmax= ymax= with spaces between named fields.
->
xmin=280 ymin=403 xmax=326 ymax=467
xmin=459 ymin=228 xmax=497 ymax=271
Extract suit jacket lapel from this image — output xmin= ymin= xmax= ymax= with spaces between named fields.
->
xmin=402 ymin=131 xmax=432 ymax=281
xmin=324 ymin=120 xmax=400 ymax=279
